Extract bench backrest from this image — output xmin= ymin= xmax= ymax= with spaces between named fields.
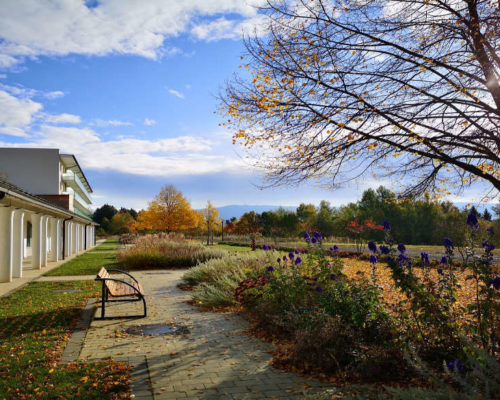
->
xmin=97 ymin=267 xmax=118 ymax=294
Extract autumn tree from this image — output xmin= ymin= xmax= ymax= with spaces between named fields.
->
xmin=199 ymin=201 xmax=221 ymax=244
xmin=108 ymin=212 xmax=135 ymax=235
xmin=221 ymin=0 xmax=500 ymax=198
xmin=133 ymin=185 xmax=198 ymax=232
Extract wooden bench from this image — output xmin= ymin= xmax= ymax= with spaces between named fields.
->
xmin=95 ymin=267 xmax=146 ymax=319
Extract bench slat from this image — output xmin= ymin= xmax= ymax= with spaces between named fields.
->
xmin=97 ymin=267 xmax=144 ymax=297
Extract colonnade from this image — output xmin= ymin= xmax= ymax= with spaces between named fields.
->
xmin=0 ymin=205 xmax=96 ymax=283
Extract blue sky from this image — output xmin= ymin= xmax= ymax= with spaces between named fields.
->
xmin=0 ymin=0 xmax=493 ymax=211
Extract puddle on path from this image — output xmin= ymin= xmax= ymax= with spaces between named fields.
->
xmin=126 ymin=322 xmax=190 ymax=336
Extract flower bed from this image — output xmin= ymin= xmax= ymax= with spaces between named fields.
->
xmin=184 ymin=215 xmax=500 ymax=394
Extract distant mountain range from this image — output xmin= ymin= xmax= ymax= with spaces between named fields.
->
xmin=213 ymin=202 xmax=497 ymax=221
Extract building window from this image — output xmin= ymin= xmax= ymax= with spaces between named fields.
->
xmin=26 ymin=221 xmax=32 ymax=247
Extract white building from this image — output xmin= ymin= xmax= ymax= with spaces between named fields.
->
xmin=0 ymin=148 xmax=97 ymax=283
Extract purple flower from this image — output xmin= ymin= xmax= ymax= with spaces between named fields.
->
xmin=443 ymin=237 xmax=454 ymax=250
xmin=288 ymin=252 xmax=294 ymax=259
xmin=379 ymin=245 xmax=390 ymax=255
xmin=276 ymin=258 xmax=281 ymax=263
xmin=330 ymin=274 xmax=339 ymax=280
xmin=283 ymin=255 xmax=287 ymax=262
xmin=397 ymin=243 xmax=406 ymax=253
xmin=398 ymin=253 xmax=410 ymax=266
xmin=437 ymin=268 xmax=444 ymax=275
xmin=369 ymin=254 xmax=378 ymax=264
xmin=294 ymin=256 xmax=302 ymax=266
xmin=315 ymin=286 xmax=323 ymax=292
xmin=382 ymin=220 xmax=391 ymax=231
xmin=266 ymin=266 xmax=275 ymax=272
xmin=466 ymin=213 xmax=479 ymax=229
xmin=440 ymin=256 xmax=448 ymax=265
xmin=313 ymin=277 xmax=318 ymax=282
xmin=304 ymin=232 xmax=311 ymax=241
xmin=333 ymin=245 xmax=339 ymax=251
xmin=313 ymin=231 xmax=323 ymax=241
xmin=368 ymin=241 xmax=377 ymax=253
xmin=420 ymin=252 xmax=430 ymax=265
xmin=447 ymin=359 xmax=464 ymax=373
xmin=489 ymin=276 xmax=500 ymax=290
xmin=486 ymin=227 xmax=494 ymax=236
xmin=262 ymin=244 xmax=270 ymax=251
xmin=482 ymin=240 xmax=495 ymax=253
xmin=311 ymin=237 xmax=317 ymax=244
xmin=294 ymin=249 xmax=300 ymax=254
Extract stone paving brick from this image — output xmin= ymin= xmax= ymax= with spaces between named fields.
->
xmin=79 ymin=270 xmax=333 ymax=398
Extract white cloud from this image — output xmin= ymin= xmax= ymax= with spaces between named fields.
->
xmin=0 ymin=124 xmax=249 ymax=177
xmin=0 ymin=0 xmax=268 ymax=68
xmin=92 ymin=119 xmax=133 ymax=127
xmin=191 ymin=14 xmax=269 ymax=41
xmin=144 ymin=118 xmax=156 ymax=126
xmin=44 ymin=90 xmax=65 ymax=99
xmin=0 ymin=74 xmax=6 ymax=79
xmin=168 ymin=89 xmax=184 ymax=99
xmin=0 ymin=89 xmax=42 ymax=136
xmin=44 ymin=113 xmax=81 ymax=124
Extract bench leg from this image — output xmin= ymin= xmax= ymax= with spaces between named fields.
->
xmin=100 ymin=282 xmax=106 ymax=319
xmin=142 ymin=295 xmax=147 ymax=318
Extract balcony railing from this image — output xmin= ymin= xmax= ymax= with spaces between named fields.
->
xmin=62 ymin=170 xmax=92 ymax=204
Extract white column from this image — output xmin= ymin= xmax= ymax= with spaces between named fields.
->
xmin=12 ymin=210 xmax=24 ymax=279
xmin=91 ymin=226 xmax=95 ymax=246
xmin=40 ymin=216 xmax=48 ymax=267
xmin=31 ymin=214 xmax=42 ymax=270
xmin=84 ymin=225 xmax=88 ymax=250
xmin=57 ymin=219 xmax=62 ymax=260
xmin=80 ymin=225 xmax=84 ymax=251
xmin=0 ymin=207 xmax=14 ymax=282
xmin=49 ymin=218 xmax=59 ymax=262
xmin=72 ymin=223 xmax=77 ymax=254
xmin=65 ymin=221 xmax=72 ymax=257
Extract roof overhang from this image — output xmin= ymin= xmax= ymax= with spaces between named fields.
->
xmin=0 ymin=179 xmax=97 ymax=225
xmin=59 ymin=154 xmax=93 ymax=193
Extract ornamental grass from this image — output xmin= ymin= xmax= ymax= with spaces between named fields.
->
xmin=118 ymin=235 xmax=227 ymax=269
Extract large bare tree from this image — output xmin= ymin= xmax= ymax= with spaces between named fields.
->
xmin=220 ymin=0 xmax=500 ymax=197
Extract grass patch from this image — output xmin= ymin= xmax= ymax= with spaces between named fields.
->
xmin=214 ymin=243 xmax=253 ymax=252
xmin=0 ymin=280 xmax=130 ymax=399
xmin=45 ymin=240 xmax=119 ymax=276
xmin=87 ymin=240 xmax=120 ymax=253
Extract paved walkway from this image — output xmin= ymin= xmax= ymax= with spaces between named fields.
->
xmin=79 ymin=270 xmax=332 ymax=399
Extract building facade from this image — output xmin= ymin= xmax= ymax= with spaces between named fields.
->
xmin=0 ymin=148 xmax=97 ymax=283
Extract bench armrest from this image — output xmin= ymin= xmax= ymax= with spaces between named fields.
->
xmin=97 ymin=277 xmax=144 ymax=296
xmin=106 ymin=268 xmax=140 ymax=284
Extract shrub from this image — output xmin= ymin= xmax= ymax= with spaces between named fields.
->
xmin=118 ymin=236 xmax=227 ymax=269
xmin=182 ymin=252 xmax=264 ymax=307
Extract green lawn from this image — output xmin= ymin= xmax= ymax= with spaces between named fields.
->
xmin=87 ymin=240 xmax=120 ymax=252
xmin=213 ymin=243 xmax=253 ymax=252
xmin=45 ymin=240 xmax=120 ymax=276
xmin=0 ymin=280 xmax=130 ymax=399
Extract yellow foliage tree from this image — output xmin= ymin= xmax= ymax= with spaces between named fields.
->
xmin=132 ymin=185 xmax=198 ymax=232
xmin=198 ymin=201 xmax=221 ymax=244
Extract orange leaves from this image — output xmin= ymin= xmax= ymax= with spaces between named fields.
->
xmin=133 ymin=185 xmax=199 ymax=232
